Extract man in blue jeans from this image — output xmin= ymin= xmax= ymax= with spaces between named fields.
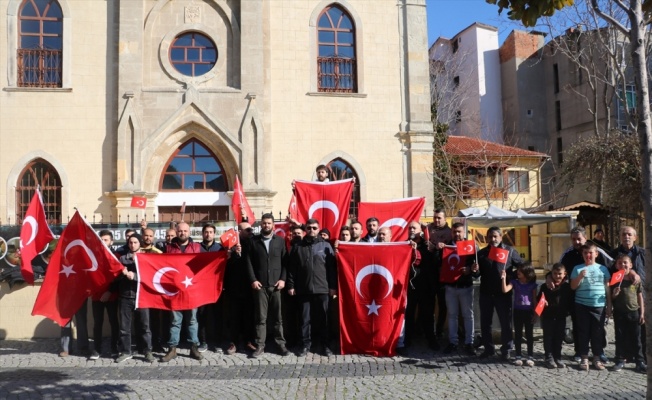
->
xmin=160 ymin=222 xmax=203 ymax=362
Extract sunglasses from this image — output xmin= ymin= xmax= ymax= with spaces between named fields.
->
xmin=307 ymin=226 xmax=320 ymax=230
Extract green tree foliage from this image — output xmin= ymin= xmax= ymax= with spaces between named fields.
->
xmin=432 ymin=130 xmax=456 ymax=212
xmin=560 ymin=132 xmax=641 ymax=212
xmin=486 ymin=0 xmax=576 ymax=26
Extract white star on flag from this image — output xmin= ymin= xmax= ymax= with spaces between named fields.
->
xmin=366 ymin=300 xmax=382 ymax=316
xmin=182 ymin=276 xmax=193 ymax=288
xmin=60 ymin=264 xmax=76 ymax=278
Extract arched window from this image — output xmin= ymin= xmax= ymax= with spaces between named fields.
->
xmin=317 ymin=5 xmax=356 ymax=93
xmin=18 ymin=0 xmax=63 ymax=87
xmin=16 ymin=158 xmax=62 ymax=224
xmin=327 ymin=158 xmax=360 ymax=218
xmin=160 ymin=140 xmax=228 ymax=191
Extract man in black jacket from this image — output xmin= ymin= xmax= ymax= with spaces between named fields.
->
xmin=245 ymin=213 xmax=290 ymax=358
xmin=476 ymin=226 xmax=523 ymax=361
xmin=287 ymin=219 xmax=337 ymax=357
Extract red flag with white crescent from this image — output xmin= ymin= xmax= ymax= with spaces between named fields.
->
xmin=130 ymin=196 xmax=147 ymax=209
xmin=135 ymin=252 xmax=227 ymax=311
xmin=294 ymin=179 xmax=353 ymax=239
xmin=609 ymin=269 xmax=626 ymax=286
xmin=288 ymin=193 xmax=299 ymax=221
xmin=220 ymin=229 xmax=238 ymax=249
xmin=440 ymin=247 xmax=468 ymax=283
xmin=357 ymin=197 xmax=425 ymax=241
xmin=274 ymin=222 xmax=293 ymax=251
xmin=456 ymin=240 xmax=476 ymax=256
xmin=20 ymin=189 xmax=55 ymax=284
xmin=488 ymin=246 xmax=509 ymax=264
xmin=231 ymin=175 xmax=255 ymax=224
xmin=32 ymin=211 xmax=123 ymax=326
xmin=535 ymin=292 xmax=546 ymax=316
xmin=336 ymin=242 xmax=412 ymax=357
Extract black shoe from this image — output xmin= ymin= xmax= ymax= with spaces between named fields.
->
xmin=636 ymin=362 xmax=647 ymax=373
xmin=252 ymin=346 xmax=264 ymax=358
xmin=478 ymin=350 xmax=495 ymax=359
xmin=464 ymin=344 xmax=476 ymax=356
xmin=323 ymin=347 xmax=333 ymax=357
xmin=428 ymin=340 xmax=440 ymax=351
xmin=395 ymin=347 xmax=408 ymax=357
xmin=278 ymin=345 xmax=290 ymax=357
xmin=443 ymin=343 xmax=458 ymax=354
xmin=297 ymin=347 xmax=309 ymax=357
xmin=501 ymin=352 xmax=512 ymax=362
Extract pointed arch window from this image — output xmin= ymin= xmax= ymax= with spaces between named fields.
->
xmin=326 ymin=158 xmax=360 ymax=218
xmin=18 ymin=0 xmax=63 ymax=87
xmin=16 ymin=158 xmax=62 ymax=224
xmin=160 ymin=140 xmax=228 ymax=191
xmin=317 ymin=5 xmax=356 ymax=93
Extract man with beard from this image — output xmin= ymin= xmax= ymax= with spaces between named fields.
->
xmin=350 ymin=220 xmax=363 ymax=242
xmin=224 ymin=222 xmax=253 ymax=355
xmin=245 ymin=213 xmax=290 ymax=358
xmin=287 ymin=219 xmax=337 ymax=356
xmin=427 ymin=209 xmax=452 ymax=339
xmin=160 ymin=222 xmax=203 ymax=362
xmin=198 ymin=224 xmax=224 ymax=353
xmin=360 ymin=217 xmax=380 ymax=242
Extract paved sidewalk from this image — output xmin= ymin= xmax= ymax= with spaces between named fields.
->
xmin=0 ymin=327 xmax=647 ymax=399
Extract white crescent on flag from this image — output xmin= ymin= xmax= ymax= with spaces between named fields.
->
xmin=379 ymin=218 xmax=408 ymax=229
xmin=308 ymin=200 xmax=340 ymax=227
xmin=152 ymin=267 xmax=179 ymax=296
xmin=20 ymin=216 xmax=38 ymax=248
xmin=64 ymin=239 xmax=99 ymax=272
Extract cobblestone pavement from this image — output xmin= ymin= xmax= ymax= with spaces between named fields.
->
xmin=0 ymin=326 xmax=647 ymax=400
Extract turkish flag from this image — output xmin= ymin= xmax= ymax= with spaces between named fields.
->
xmin=274 ymin=222 xmax=293 ymax=251
xmin=440 ymin=247 xmax=468 ymax=284
xmin=357 ymin=197 xmax=425 ymax=241
xmin=220 ymin=229 xmax=238 ymax=248
xmin=288 ymin=193 xmax=299 ymax=221
xmin=32 ymin=211 xmax=124 ymax=326
xmin=336 ymin=242 xmax=412 ymax=357
xmin=535 ymin=292 xmax=546 ymax=316
xmin=130 ymin=196 xmax=147 ymax=209
xmin=231 ymin=175 xmax=255 ymax=224
xmin=294 ymin=179 xmax=353 ymax=239
xmin=135 ymin=252 xmax=227 ymax=310
xmin=488 ymin=246 xmax=509 ymax=264
xmin=20 ymin=189 xmax=55 ymax=284
xmin=610 ymin=269 xmax=625 ymax=286
xmin=456 ymin=240 xmax=476 ymax=256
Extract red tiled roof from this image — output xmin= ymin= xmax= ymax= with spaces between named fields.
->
xmin=443 ymin=136 xmax=548 ymax=158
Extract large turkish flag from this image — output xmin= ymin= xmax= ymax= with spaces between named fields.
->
xmin=232 ymin=175 xmax=255 ymax=224
xmin=135 ymin=252 xmax=227 ymax=310
xmin=32 ymin=211 xmax=123 ymax=326
xmin=336 ymin=242 xmax=412 ymax=356
xmin=19 ymin=189 xmax=55 ymax=284
xmin=294 ymin=179 xmax=353 ymax=239
xmin=357 ymin=197 xmax=425 ymax=241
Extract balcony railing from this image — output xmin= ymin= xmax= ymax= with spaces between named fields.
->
xmin=17 ymin=48 xmax=62 ymax=88
xmin=318 ymin=57 xmax=356 ymax=93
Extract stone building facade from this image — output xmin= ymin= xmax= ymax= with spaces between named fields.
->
xmin=0 ymin=0 xmax=434 ymax=227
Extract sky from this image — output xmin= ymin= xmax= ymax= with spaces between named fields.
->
xmin=426 ymin=0 xmax=526 ymax=47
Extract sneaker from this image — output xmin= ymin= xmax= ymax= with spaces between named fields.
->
xmin=572 ymin=354 xmax=582 ymax=363
xmin=525 ymin=357 xmax=535 ymax=367
xmin=478 ymin=350 xmax=495 ymax=359
xmin=297 ymin=347 xmax=309 ymax=357
xmin=636 ymin=362 xmax=647 ymax=373
xmin=555 ymin=359 xmax=566 ymax=369
xmin=278 ymin=345 xmax=291 ymax=357
xmin=226 ymin=343 xmax=237 ymax=355
xmin=612 ymin=361 xmax=625 ymax=372
xmin=443 ymin=343 xmax=458 ymax=354
xmin=190 ymin=344 xmax=204 ymax=360
xmin=599 ymin=353 xmax=608 ymax=363
xmin=323 ymin=347 xmax=333 ymax=357
xmin=246 ymin=342 xmax=257 ymax=351
xmin=59 ymin=351 xmax=69 ymax=358
xmin=252 ymin=346 xmax=264 ymax=358
xmin=464 ymin=344 xmax=476 ymax=356
xmin=545 ymin=358 xmax=557 ymax=369
xmin=579 ymin=358 xmax=589 ymax=371
xmin=513 ymin=357 xmax=523 ymax=366
xmin=198 ymin=343 xmax=208 ymax=353
xmin=88 ymin=350 xmax=100 ymax=360
xmin=592 ymin=359 xmax=605 ymax=371
xmin=115 ymin=353 xmax=133 ymax=363
xmin=144 ymin=352 xmax=155 ymax=363
xmin=502 ymin=352 xmax=512 ymax=362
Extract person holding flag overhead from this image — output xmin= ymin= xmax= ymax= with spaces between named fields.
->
xmin=475 ymin=226 xmax=523 ymax=361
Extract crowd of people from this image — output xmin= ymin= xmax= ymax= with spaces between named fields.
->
xmin=55 ymin=205 xmax=646 ymax=374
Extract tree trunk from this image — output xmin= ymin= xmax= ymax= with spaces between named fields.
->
xmin=627 ymin=3 xmax=652 ymax=397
